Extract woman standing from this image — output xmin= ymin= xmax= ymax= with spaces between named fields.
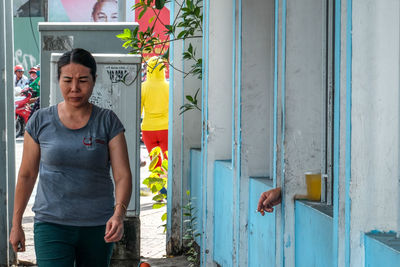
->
xmin=9 ymin=48 xmax=132 ymax=266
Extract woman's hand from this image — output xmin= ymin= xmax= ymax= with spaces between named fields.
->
xmin=9 ymin=225 xmax=25 ymax=252
xmin=107 ymin=132 xmax=131 ymax=243
xmin=10 ymin=132 xmax=40 ymax=252
xmin=104 ymin=215 xmax=124 ymax=243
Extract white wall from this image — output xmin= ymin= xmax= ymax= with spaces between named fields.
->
xmin=169 ymin=32 xmax=185 ymax=253
xmin=338 ymin=1 xmax=349 ymax=266
xmin=241 ymin=0 xmax=275 ymax=178
xmin=169 ymin=5 xmax=203 ymax=254
xmin=351 ymin=1 xmax=400 ymax=266
xmin=239 ymin=0 xmax=275 ymax=265
xmin=204 ymin=0 xmax=233 ymax=265
xmin=283 ymin=0 xmax=326 ymax=265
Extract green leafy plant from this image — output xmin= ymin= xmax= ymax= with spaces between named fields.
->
xmin=183 ymin=190 xmax=201 ymax=266
xmin=117 ymin=0 xmax=203 ymax=113
xmin=142 ymin=146 xmax=168 ymax=231
xmin=180 ymin=88 xmax=201 ymax=114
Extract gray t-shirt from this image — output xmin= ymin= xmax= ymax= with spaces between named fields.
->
xmin=26 ymin=104 xmax=125 ymax=226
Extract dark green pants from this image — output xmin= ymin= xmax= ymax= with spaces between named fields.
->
xmin=34 ymin=222 xmax=114 ymax=267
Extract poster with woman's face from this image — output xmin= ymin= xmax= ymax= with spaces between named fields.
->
xmin=92 ymin=0 xmax=119 ymax=22
xmin=49 ymin=0 xmax=119 ymax=22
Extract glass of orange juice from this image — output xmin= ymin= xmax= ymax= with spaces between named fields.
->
xmin=305 ymin=172 xmax=321 ymax=201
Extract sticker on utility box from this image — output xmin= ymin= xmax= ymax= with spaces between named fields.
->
xmin=105 ymin=65 xmax=138 ymax=86
xmin=89 ymin=64 xmax=139 ymax=109
xmin=42 ymin=35 xmax=74 ymax=51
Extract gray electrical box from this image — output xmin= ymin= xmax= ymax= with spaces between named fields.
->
xmin=39 ymin=22 xmax=138 ymax=108
xmin=50 ymin=53 xmax=142 ymax=216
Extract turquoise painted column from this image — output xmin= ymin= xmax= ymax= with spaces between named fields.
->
xmin=231 ymin=0 xmax=238 ymax=260
xmin=167 ymin=0 xmax=175 ymax=246
xmin=333 ymin=0 xmax=341 ymax=266
xmin=234 ymin=0 xmax=242 ymax=265
xmin=231 ymin=0 xmax=236 ymax=170
xmin=200 ymin=0 xmax=209 ymax=265
xmin=280 ymin=0 xmax=287 ymax=266
xmin=273 ymin=0 xmax=279 ymax=188
xmin=273 ymin=1 xmax=279 ymax=266
xmin=345 ymin=0 xmax=352 ymax=266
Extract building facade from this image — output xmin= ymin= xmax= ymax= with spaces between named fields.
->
xmin=169 ymin=0 xmax=400 ymax=266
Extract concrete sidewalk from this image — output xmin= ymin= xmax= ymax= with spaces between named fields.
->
xmin=139 ymin=196 xmax=190 ymax=267
xmin=14 ymin=139 xmax=190 ymax=267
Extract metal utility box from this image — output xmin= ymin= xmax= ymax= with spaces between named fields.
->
xmin=50 ymin=53 xmax=142 ymax=215
xmin=39 ymin=22 xmax=138 ymax=108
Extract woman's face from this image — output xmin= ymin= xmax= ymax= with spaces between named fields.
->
xmin=59 ymin=63 xmax=95 ymax=108
xmin=93 ymin=2 xmax=118 ymax=22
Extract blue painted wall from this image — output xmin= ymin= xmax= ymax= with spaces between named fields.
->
xmin=295 ymin=201 xmax=333 ymax=267
xmin=213 ymin=160 xmax=234 ymax=266
xmin=190 ymin=149 xmax=203 ymax=245
xmin=365 ymin=232 xmax=400 ymax=267
xmin=248 ymin=178 xmax=275 ymax=267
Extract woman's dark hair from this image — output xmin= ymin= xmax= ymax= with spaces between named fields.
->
xmin=57 ymin=48 xmax=97 ymax=82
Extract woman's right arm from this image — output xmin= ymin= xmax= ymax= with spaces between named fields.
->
xmin=9 ymin=131 xmax=40 ymax=252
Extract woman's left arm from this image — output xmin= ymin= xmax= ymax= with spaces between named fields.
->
xmin=104 ymin=132 xmax=132 ymax=243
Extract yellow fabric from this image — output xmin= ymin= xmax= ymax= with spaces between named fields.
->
xmin=141 ymin=57 xmax=169 ymax=131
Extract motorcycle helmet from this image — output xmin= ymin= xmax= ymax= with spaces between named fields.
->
xmin=14 ymin=65 xmax=24 ymax=73
xmin=29 ymin=67 xmax=38 ymax=74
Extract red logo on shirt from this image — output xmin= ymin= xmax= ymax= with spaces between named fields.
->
xmin=83 ymin=137 xmax=92 ymax=146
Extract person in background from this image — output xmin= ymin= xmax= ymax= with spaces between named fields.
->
xmin=257 ymin=187 xmax=282 ymax=215
xmin=92 ymin=0 xmax=118 ymax=22
xmin=14 ymin=65 xmax=29 ymax=88
xmin=141 ymin=57 xmax=169 ymax=194
xmin=9 ymin=48 xmax=132 ymax=266
xmin=25 ymin=65 xmax=41 ymax=118
xmin=28 ymin=67 xmax=38 ymax=84
xmin=28 ymin=67 xmax=40 ymax=98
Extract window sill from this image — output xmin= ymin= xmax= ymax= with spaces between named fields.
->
xmin=249 ymin=177 xmax=273 ymax=187
xmin=296 ymin=200 xmax=333 ymax=218
xmin=365 ymin=232 xmax=400 ymax=253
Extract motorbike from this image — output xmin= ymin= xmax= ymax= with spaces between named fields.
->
xmin=15 ymin=87 xmax=32 ymax=137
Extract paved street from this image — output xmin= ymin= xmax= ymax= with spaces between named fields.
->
xmin=13 ymin=138 xmax=187 ymax=267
